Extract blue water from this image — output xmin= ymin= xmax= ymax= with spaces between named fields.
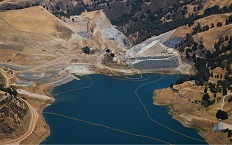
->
xmin=42 ymin=74 xmax=206 ymax=144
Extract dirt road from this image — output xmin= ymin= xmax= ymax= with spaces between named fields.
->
xmin=221 ymin=93 xmax=231 ymax=111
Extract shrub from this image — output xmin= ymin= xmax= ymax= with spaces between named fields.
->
xmin=82 ymin=46 xmax=90 ymax=54
xmin=216 ymin=110 xmax=228 ymax=120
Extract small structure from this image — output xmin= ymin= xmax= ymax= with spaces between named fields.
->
xmin=212 ymin=121 xmax=232 ymax=131
xmin=167 ymin=48 xmax=174 ymax=54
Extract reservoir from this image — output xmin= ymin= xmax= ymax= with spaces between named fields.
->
xmin=42 ymin=74 xmax=206 ymax=144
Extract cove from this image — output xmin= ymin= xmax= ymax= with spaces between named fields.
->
xmin=42 ymin=74 xmax=206 ymax=144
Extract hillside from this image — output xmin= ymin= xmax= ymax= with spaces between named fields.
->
xmin=171 ymin=12 xmax=232 ymax=50
xmin=154 ymin=81 xmax=232 ymax=144
xmin=0 ymin=6 xmax=129 ymax=69
xmin=202 ymin=0 xmax=232 ymax=12
xmin=0 ymin=6 xmax=73 ymax=38
xmin=0 ymin=0 xmax=232 ymax=144
xmin=1 ymin=0 xmax=232 ymax=45
xmin=0 ymin=6 xmax=74 ymax=68
xmin=0 ymin=91 xmax=30 ymax=142
xmin=153 ymin=2 xmax=232 ymax=145
xmin=0 ymin=6 xmax=132 ymax=89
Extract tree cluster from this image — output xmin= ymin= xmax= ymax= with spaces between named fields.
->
xmin=216 ymin=110 xmax=228 ymax=120
xmin=126 ymin=3 xmax=232 ymax=44
xmin=225 ymin=15 xmax=232 ymax=25
xmin=178 ymin=34 xmax=232 ymax=87
xmin=0 ymin=84 xmax=17 ymax=96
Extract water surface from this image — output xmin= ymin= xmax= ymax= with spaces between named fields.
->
xmin=43 ymin=74 xmax=206 ymax=144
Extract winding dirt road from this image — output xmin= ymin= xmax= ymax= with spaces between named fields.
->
xmin=220 ymin=93 xmax=231 ymax=111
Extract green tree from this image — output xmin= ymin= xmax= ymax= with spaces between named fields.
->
xmin=217 ymin=22 xmax=223 ymax=27
xmin=211 ymin=23 xmax=214 ymax=28
xmin=216 ymin=110 xmax=228 ymax=120
xmin=214 ymin=93 xmax=217 ymax=97
xmin=82 ymin=46 xmax=90 ymax=54
xmin=204 ymin=87 xmax=208 ymax=93
xmin=222 ymin=86 xmax=227 ymax=95
xmin=198 ymin=41 xmax=204 ymax=49
xmin=202 ymin=93 xmax=210 ymax=100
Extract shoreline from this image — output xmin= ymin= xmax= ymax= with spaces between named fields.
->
xmin=20 ymin=83 xmax=55 ymax=144
xmin=24 ymin=70 xmax=189 ymax=144
xmin=154 ymin=101 xmax=208 ymax=143
xmin=36 ymin=84 xmax=55 ymax=144
xmin=154 ymin=101 xmax=205 ymax=139
xmin=153 ymin=82 xmax=231 ymax=144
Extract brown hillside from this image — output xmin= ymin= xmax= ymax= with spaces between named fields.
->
xmin=172 ymin=13 xmax=232 ymax=50
xmin=0 ymin=6 xmax=74 ymax=67
xmin=0 ymin=6 xmax=73 ymax=38
xmin=186 ymin=0 xmax=232 ymax=16
xmin=202 ymin=0 xmax=232 ymax=10
xmin=193 ymin=24 xmax=232 ymax=50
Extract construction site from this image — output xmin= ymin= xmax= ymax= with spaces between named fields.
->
xmin=0 ymin=6 xmax=191 ymax=89
xmin=0 ymin=0 xmax=232 ymax=144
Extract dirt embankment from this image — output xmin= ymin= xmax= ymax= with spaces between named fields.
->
xmin=19 ymin=82 xmax=54 ymax=144
xmin=154 ymin=81 xmax=232 ymax=144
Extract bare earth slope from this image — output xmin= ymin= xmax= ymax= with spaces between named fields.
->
xmin=0 ymin=6 xmax=69 ymax=36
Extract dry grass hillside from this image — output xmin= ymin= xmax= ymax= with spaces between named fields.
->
xmin=0 ymin=0 xmax=38 ymax=5
xmin=0 ymin=6 xmax=73 ymax=39
xmin=186 ymin=0 xmax=232 ymax=16
xmin=0 ymin=6 xmax=77 ymax=68
xmin=171 ymin=13 xmax=232 ymax=50
xmin=193 ymin=24 xmax=232 ymax=50
xmin=202 ymin=0 xmax=232 ymax=10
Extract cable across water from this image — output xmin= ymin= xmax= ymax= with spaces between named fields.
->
xmin=108 ymin=69 xmax=206 ymax=143
xmin=47 ymin=68 xmax=206 ymax=143
xmin=133 ymin=70 xmax=206 ymax=142
xmin=53 ymin=75 xmax=93 ymax=96
xmin=43 ymin=111 xmax=171 ymax=144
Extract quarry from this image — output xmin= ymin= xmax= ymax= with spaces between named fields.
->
xmin=0 ymin=0 xmax=232 ymax=144
xmin=0 ymin=6 xmax=190 ymax=88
